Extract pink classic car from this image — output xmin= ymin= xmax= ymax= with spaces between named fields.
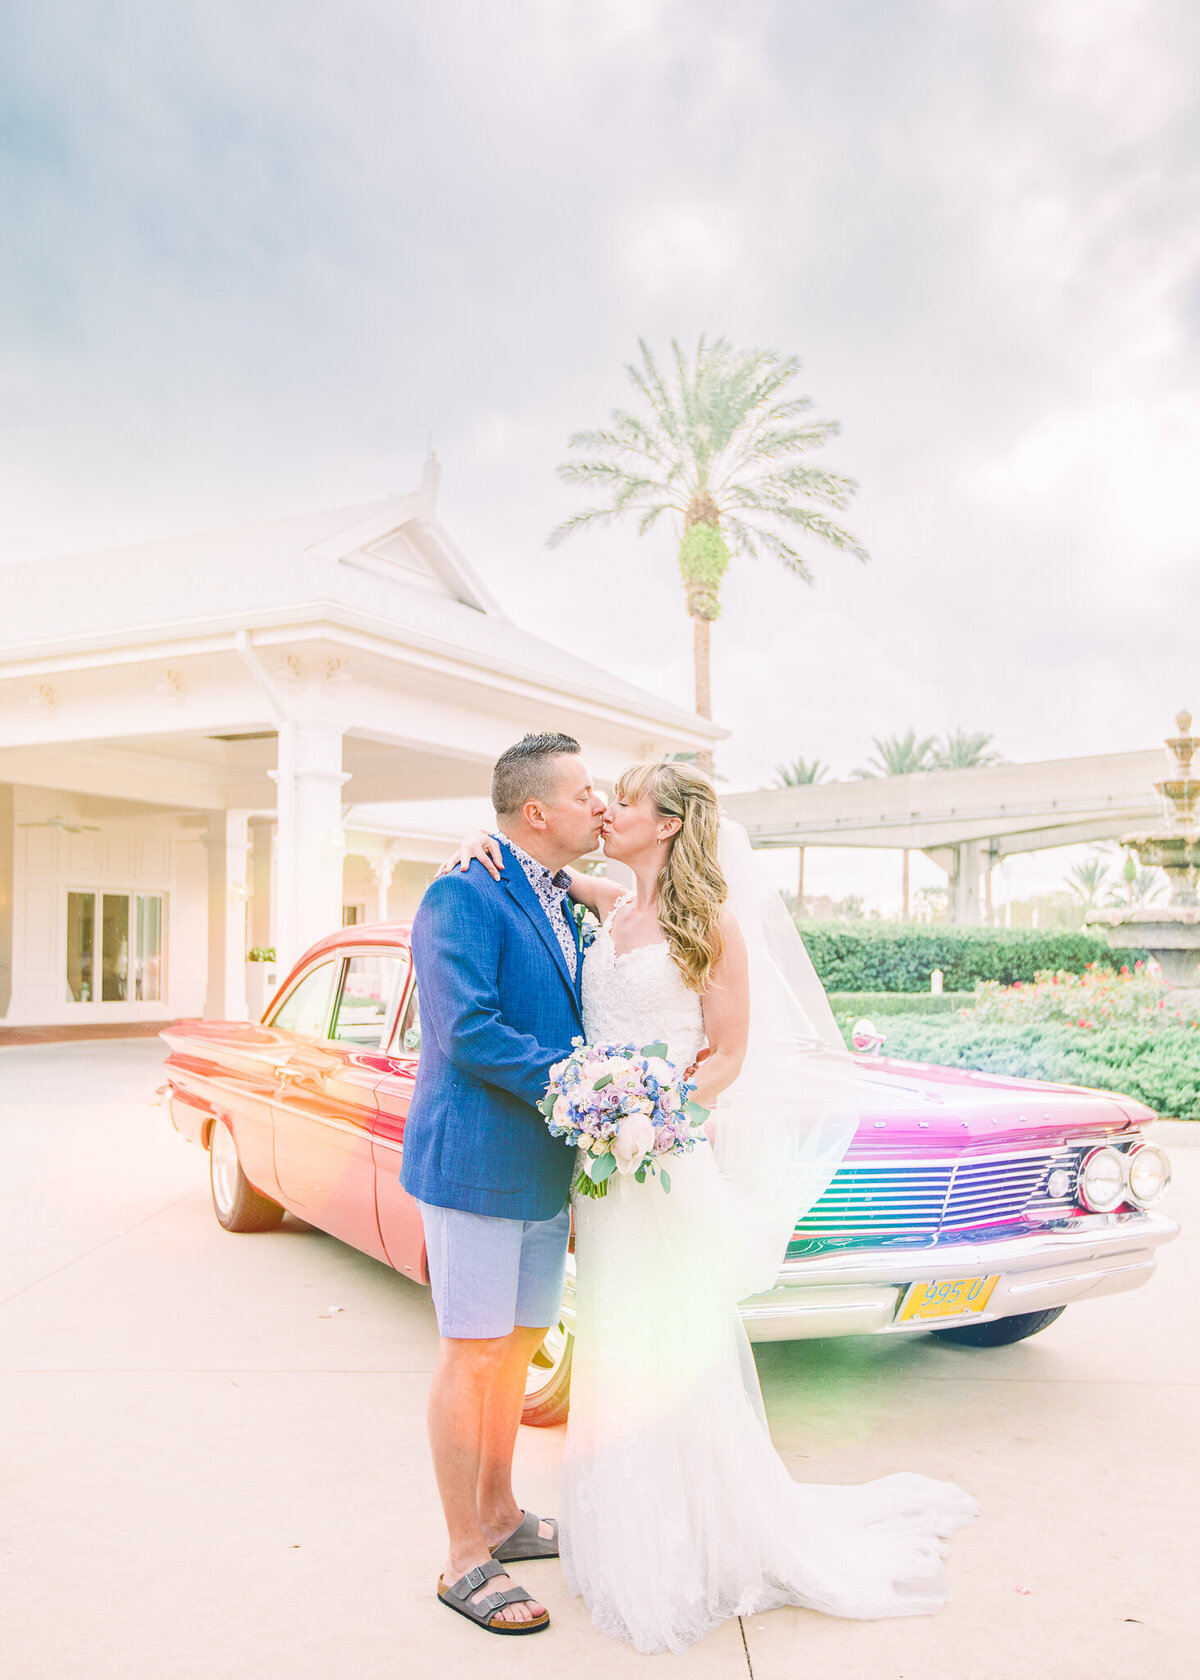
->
xmin=161 ymin=924 xmax=1179 ymax=1426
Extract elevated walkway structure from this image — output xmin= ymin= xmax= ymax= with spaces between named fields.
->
xmin=724 ymin=749 xmax=1164 ymax=923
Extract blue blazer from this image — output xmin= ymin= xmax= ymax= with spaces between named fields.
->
xmin=399 ymin=857 xmax=583 ymax=1220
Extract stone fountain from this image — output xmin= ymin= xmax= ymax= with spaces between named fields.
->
xmin=1087 ymin=709 xmax=1200 ymax=996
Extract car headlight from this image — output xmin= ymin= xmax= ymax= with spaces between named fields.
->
xmin=1078 ymin=1145 xmax=1128 ymax=1213
xmin=1125 ymin=1143 xmax=1171 ymax=1208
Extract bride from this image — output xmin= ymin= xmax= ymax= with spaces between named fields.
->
xmin=446 ymin=760 xmax=977 ymax=1654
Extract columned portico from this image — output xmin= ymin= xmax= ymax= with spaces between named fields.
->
xmin=0 ymin=482 xmax=723 ymax=1027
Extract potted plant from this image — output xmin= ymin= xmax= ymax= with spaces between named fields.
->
xmin=245 ymin=947 xmax=277 ymax=1021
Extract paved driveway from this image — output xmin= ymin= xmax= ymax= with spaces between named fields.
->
xmin=3 ymin=1041 xmax=1197 ymax=1680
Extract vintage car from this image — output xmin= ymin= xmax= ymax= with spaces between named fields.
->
xmin=160 ymin=923 xmax=1179 ymax=1426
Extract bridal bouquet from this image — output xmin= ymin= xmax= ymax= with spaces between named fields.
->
xmin=539 ymin=1037 xmax=707 ymax=1198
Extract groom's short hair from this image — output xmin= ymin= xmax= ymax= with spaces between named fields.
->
xmin=492 ymin=732 xmax=582 ymax=817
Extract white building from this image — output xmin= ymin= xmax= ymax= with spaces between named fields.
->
xmin=0 ymin=464 xmax=722 ymax=1028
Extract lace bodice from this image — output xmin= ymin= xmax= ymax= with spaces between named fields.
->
xmin=580 ymin=896 xmax=706 ymax=1072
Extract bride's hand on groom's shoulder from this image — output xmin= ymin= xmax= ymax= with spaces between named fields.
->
xmin=437 ymin=830 xmax=505 ymax=881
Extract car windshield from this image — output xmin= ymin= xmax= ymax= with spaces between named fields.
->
xmin=270 ymin=960 xmax=337 ymax=1038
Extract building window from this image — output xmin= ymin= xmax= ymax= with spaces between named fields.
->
xmin=136 ymin=895 xmax=163 ymax=1001
xmin=342 ymin=905 xmax=362 ymax=926
xmin=101 ymin=893 xmax=130 ymax=1000
xmin=66 ymin=890 xmax=165 ymax=1005
xmin=66 ymin=892 xmax=95 ymax=1002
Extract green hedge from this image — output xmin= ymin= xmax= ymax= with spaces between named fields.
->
xmin=828 ymin=992 xmax=974 ymax=1019
xmin=855 ymin=1014 xmax=1200 ymax=1120
xmin=798 ymin=924 xmax=1145 ymax=993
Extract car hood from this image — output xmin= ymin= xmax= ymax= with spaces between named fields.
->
xmin=846 ymin=1054 xmax=1153 ymax=1153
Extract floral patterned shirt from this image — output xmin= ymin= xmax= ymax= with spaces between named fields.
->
xmin=492 ymin=831 xmax=578 ymax=980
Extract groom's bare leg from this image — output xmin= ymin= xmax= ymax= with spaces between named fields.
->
xmin=477 ymin=1324 xmax=555 ymax=1547
xmin=427 ymin=1335 xmax=545 ymax=1625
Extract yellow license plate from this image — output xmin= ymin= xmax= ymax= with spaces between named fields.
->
xmin=898 ymin=1274 xmax=1000 ymax=1322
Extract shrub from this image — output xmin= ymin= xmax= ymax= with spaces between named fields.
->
xmin=852 ymin=1014 xmax=1200 ymax=1119
xmin=797 ymin=923 xmax=1145 ymax=993
xmin=971 ymin=963 xmax=1200 ymax=1031
xmin=828 ymin=992 xmax=974 ymax=1020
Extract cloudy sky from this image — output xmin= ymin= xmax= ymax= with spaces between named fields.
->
xmin=3 ymin=0 xmax=1197 ymax=907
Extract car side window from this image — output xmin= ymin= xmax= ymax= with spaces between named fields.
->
xmin=395 ymin=984 xmax=421 ymax=1053
xmin=331 ymin=954 xmax=407 ymax=1048
xmin=270 ymin=960 xmax=338 ymax=1039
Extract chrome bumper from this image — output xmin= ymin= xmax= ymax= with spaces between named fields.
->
xmin=737 ymin=1210 xmax=1180 ymax=1341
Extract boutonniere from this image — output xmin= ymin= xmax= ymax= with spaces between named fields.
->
xmin=571 ymin=902 xmax=600 ymax=952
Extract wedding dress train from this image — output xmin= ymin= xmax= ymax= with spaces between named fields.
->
xmin=559 ymin=901 xmax=978 ymax=1655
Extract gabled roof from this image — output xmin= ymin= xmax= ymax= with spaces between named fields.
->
xmin=0 ymin=476 xmax=725 ymax=742
xmin=2 ymin=472 xmax=507 ymax=654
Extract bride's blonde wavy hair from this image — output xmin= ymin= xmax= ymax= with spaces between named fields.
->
xmin=614 ymin=760 xmax=727 ymax=993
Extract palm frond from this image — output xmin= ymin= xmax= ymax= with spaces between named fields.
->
xmin=853 ymin=731 xmax=939 ymax=777
xmin=546 ymin=506 xmax=634 ymax=547
xmin=549 ymin=336 xmax=868 ymax=576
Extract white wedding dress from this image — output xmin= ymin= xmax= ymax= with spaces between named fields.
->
xmin=559 ymin=900 xmax=978 ymax=1655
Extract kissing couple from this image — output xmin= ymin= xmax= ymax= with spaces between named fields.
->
xmin=400 ymin=732 xmax=977 ymax=1655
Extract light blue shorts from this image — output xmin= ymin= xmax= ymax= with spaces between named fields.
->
xmin=416 ymin=1200 xmax=571 ymax=1340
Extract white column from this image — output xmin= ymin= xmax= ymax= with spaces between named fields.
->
xmin=369 ymin=853 xmax=398 ymax=925
xmin=203 ymin=810 xmax=251 ymax=1020
xmin=950 ymin=840 xmax=984 ymax=924
xmin=270 ymin=719 xmax=350 ymax=973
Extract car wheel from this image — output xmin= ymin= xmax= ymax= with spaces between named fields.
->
xmin=931 ymin=1305 xmax=1067 ymax=1347
xmin=521 ymin=1315 xmax=574 ymax=1427
xmin=209 ymin=1118 xmax=285 ymax=1233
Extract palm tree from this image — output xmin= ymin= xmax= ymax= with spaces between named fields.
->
xmin=548 ymin=337 xmax=867 ymax=769
xmin=774 ymin=756 xmax=829 ymax=787
xmin=931 ymin=728 xmax=1004 ymax=770
xmin=1064 ymin=857 xmax=1117 ymax=915
xmin=851 ymin=731 xmax=938 ymax=918
xmin=1117 ymin=855 xmax=1168 ymax=908
xmin=772 ymin=757 xmax=828 ymax=908
xmin=851 ymin=730 xmax=937 ymax=780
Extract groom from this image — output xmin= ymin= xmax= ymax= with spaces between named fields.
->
xmin=401 ymin=732 xmax=608 ymax=1633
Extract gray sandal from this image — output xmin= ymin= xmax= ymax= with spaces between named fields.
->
xmin=490 ymin=1510 xmax=560 ymax=1562
xmin=437 ymin=1561 xmax=549 ymax=1635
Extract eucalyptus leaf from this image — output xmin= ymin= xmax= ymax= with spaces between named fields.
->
xmin=683 ymin=1100 xmax=710 ymax=1125
xmin=593 ymin=1073 xmax=613 ymax=1090
xmin=641 ymin=1041 xmax=668 ymax=1059
xmin=591 ymin=1151 xmax=617 ymax=1182
xmin=659 ymin=1168 xmax=671 ymax=1194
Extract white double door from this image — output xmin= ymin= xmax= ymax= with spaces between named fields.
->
xmin=64 ymin=887 xmax=164 ymax=1004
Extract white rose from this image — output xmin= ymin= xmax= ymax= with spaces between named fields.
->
xmin=612 ymin=1112 xmax=655 ymax=1175
xmin=642 ymin=1056 xmax=674 ymax=1085
xmin=552 ymin=1096 xmax=573 ymax=1126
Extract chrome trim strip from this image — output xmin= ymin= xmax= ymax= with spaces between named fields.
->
xmin=1005 ymin=1259 xmax=1155 ymax=1295
xmin=773 ymin=1209 xmax=1178 ymax=1290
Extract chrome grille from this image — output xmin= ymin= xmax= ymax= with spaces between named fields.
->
xmin=796 ymin=1147 xmax=1081 ymax=1236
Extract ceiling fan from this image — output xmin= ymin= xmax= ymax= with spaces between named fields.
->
xmin=19 ymin=815 xmax=101 ymax=833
